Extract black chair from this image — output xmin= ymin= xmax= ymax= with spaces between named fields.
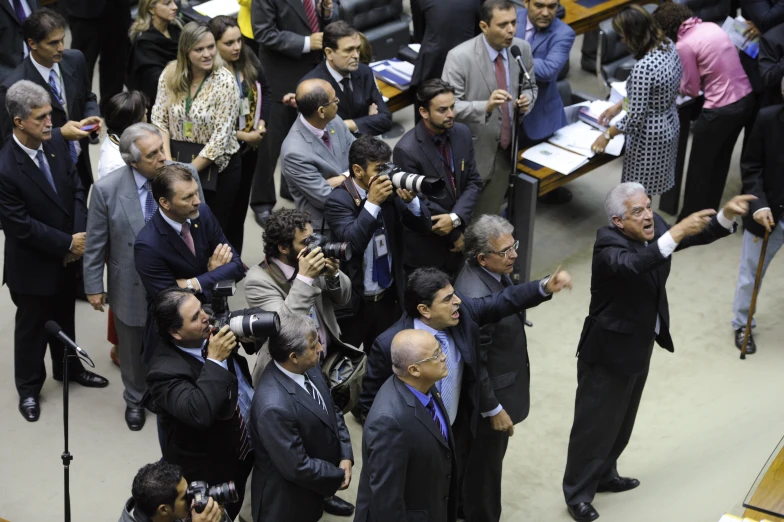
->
xmin=339 ymin=0 xmax=412 ymax=61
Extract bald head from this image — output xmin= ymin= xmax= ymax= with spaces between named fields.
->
xmin=391 ymin=329 xmax=439 ymax=376
xmin=296 ymin=78 xmax=335 ymax=119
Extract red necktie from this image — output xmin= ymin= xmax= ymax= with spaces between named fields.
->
xmin=494 ymin=54 xmax=512 ymax=150
xmin=303 ymin=0 xmax=320 ymax=34
xmin=181 ymin=222 xmax=196 ymax=257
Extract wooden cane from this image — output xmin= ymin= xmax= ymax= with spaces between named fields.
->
xmin=741 ymin=227 xmax=771 ymax=359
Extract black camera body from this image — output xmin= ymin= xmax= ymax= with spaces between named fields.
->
xmin=186 ymin=480 xmax=238 ymax=514
xmin=378 ymin=162 xmax=445 ymax=197
xmin=209 ymin=281 xmax=280 ymax=350
xmin=303 ymin=233 xmax=353 ymax=261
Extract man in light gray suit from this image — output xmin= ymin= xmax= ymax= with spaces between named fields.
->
xmin=442 ymin=0 xmax=537 ymax=218
xmin=83 ymin=123 xmax=204 ymax=431
xmin=281 ymin=78 xmax=355 ymax=233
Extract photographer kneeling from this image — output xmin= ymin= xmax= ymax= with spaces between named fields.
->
xmin=120 ymin=461 xmax=230 ymax=522
xmin=146 ymin=288 xmax=254 ymax=520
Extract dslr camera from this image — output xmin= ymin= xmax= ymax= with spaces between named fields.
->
xmin=186 ymin=480 xmax=238 ymax=514
xmin=377 ymin=162 xmax=445 ymax=197
xmin=303 ymin=233 xmax=353 ymax=261
xmin=208 ymin=281 xmax=280 ymax=350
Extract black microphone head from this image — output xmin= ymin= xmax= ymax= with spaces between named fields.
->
xmin=510 ymin=45 xmax=522 ymax=59
xmin=45 ymin=320 xmax=62 ymax=336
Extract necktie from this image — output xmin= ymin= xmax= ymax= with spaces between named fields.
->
xmin=303 ymin=0 xmax=320 ymax=34
xmin=372 ymin=216 xmax=392 ymax=289
xmin=35 ymin=150 xmax=57 ymax=193
xmin=434 ymin=330 xmax=459 ymax=424
xmin=304 ymin=374 xmax=327 ymax=411
xmin=494 ymin=54 xmax=512 ymax=150
xmin=143 ymin=180 xmax=156 ymax=223
xmin=321 ymin=132 xmax=333 ymax=153
xmin=48 ymin=70 xmax=78 ymax=165
xmin=203 ymin=346 xmax=252 ymax=460
xmin=180 ymin=221 xmax=196 ymax=256
xmin=425 ymin=397 xmax=447 ymax=440
xmin=340 ymin=77 xmax=354 ymax=114
xmin=13 ymin=0 xmax=27 ymax=22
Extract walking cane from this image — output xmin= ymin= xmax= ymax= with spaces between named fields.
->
xmin=741 ymin=227 xmax=771 ymax=360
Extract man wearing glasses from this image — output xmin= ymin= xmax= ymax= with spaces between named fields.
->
xmin=280 ymin=78 xmax=355 ymax=233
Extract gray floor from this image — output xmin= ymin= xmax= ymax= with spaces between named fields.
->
xmin=2 ymin=35 xmax=784 ymax=522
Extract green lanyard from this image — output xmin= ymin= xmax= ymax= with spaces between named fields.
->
xmin=185 ymin=74 xmax=209 ymax=117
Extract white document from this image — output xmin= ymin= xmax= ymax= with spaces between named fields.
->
xmin=388 ymin=59 xmax=414 ymax=78
xmin=610 ymin=81 xmax=627 ymax=104
xmin=408 ymin=43 xmax=421 ymax=53
xmin=522 ymin=142 xmax=590 ymax=175
xmin=548 ymin=121 xmax=625 ymax=158
xmin=193 ymin=0 xmax=240 ymax=17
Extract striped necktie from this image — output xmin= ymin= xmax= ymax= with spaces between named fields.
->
xmin=303 ymin=0 xmax=320 ymax=33
xmin=425 ymin=397 xmax=447 ymax=440
xmin=304 ymin=374 xmax=327 ymax=411
xmin=143 ymin=180 xmax=156 ymax=223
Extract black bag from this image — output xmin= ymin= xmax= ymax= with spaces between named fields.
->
xmin=169 ymin=140 xmax=218 ymax=191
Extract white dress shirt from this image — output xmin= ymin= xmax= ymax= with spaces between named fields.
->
xmin=274 ymin=361 xmax=326 ymax=405
xmin=326 ymin=60 xmax=351 ymax=91
xmin=12 ymin=133 xmax=48 ymax=170
xmin=31 ymin=55 xmax=66 ymax=111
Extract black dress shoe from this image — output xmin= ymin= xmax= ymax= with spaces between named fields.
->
xmin=597 ymin=476 xmax=640 ymax=493
xmin=735 ymin=328 xmax=756 ymax=354
xmin=19 ymin=397 xmax=40 ymax=422
xmin=567 ymin=502 xmax=599 ymax=522
xmin=323 ymin=495 xmax=354 ymax=517
xmin=125 ymin=407 xmax=146 ymax=431
xmin=54 ymin=370 xmax=109 ymax=388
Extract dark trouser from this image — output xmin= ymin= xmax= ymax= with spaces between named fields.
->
xmin=68 ymin=0 xmax=131 ymax=101
xmin=226 ymin=456 xmax=254 ymax=521
xmin=204 ymin=152 xmax=242 ymax=247
xmin=228 ymin=143 xmax=259 ymax=255
xmin=338 ymin=288 xmax=399 ymax=351
xmin=562 ymin=341 xmax=654 ymax=505
xmin=250 ymin=101 xmax=298 ymax=208
xmin=452 ymin=404 xmax=473 ymax=517
xmin=678 ymin=93 xmax=754 ymax=221
xmin=462 ymin=414 xmax=511 ymax=522
xmin=10 ymin=275 xmax=85 ymax=398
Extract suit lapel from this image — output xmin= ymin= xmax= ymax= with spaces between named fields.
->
xmin=286 ymin=0 xmax=312 ymax=31
xmin=308 ymin=367 xmax=338 ymax=432
xmin=153 ymin=212 xmax=202 ymax=270
xmin=24 ymin=58 xmax=66 ymax=116
xmin=625 ymin=233 xmax=661 ymax=289
xmin=414 ymin=123 xmax=457 ymax=204
xmin=14 ymin=141 xmax=69 ymax=214
xmin=531 ymin=26 xmax=551 ymax=54
xmin=474 ymin=36 xmax=496 ymax=94
xmin=118 ymin=167 xmax=147 ymax=237
xmin=0 ymin=0 xmax=18 ymax=22
xmin=396 ymin=378 xmax=450 ymax=449
xmin=447 ymin=323 xmax=472 ymax=368
xmin=59 ymin=59 xmax=79 ymax=117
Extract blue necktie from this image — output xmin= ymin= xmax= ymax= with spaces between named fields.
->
xmin=372 ymin=215 xmax=392 ymax=289
xmin=425 ymin=397 xmax=448 ymax=440
xmin=12 ymin=0 xmax=27 ymax=22
xmin=434 ymin=330 xmax=459 ymax=424
xmin=143 ymin=180 xmax=156 ymax=223
xmin=35 ymin=150 xmax=57 ymax=193
xmin=48 ymin=70 xmax=78 ymax=167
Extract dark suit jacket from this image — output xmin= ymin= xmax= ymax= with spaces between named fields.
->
xmin=741 ymin=105 xmax=784 ymax=237
xmin=354 ymin=376 xmax=458 ymax=522
xmin=250 ymin=362 xmax=353 ymax=522
xmin=358 ymin=281 xmax=552 ymax=434
xmin=392 ymin=121 xmax=482 ymax=269
xmin=454 ymin=263 xmax=530 ymax=424
xmin=576 ymin=213 xmax=733 ymax=374
xmin=300 ymin=61 xmax=392 ymax=136
xmin=0 ymin=0 xmax=40 ymax=83
xmin=759 ymin=25 xmax=784 ymax=108
xmin=64 ymin=0 xmax=108 ymax=18
xmin=741 ymin=0 xmax=784 ymax=33
xmin=324 ymin=181 xmax=432 ymax=311
xmin=251 ymin=0 xmax=338 ymax=98
xmin=146 ymin=338 xmax=252 ymax=486
xmin=0 ymin=129 xmax=86 ymax=296
xmin=0 ymin=51 xmax=100 ymax=187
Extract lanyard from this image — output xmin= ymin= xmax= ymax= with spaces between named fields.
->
xmin=185 ymin=74 xmax=209 ymax=117
xmin=234 ymin=68 xmax=245 ymax=99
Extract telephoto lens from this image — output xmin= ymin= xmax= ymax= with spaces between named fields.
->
xmin=228 ymin=309 xmax=281 ymax=340
xmin=378 ymin=162 xmax=445 ymax=196
xmin=186 ymin=481 xmax=239 ymax=513
xmin=304 ymin=233 xmax=353 ymax=261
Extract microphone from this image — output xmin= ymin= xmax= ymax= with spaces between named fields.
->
xmin=509 ymin=45 xmax=531 ymax=83
xmin=45 ymin=320 xmax=95 ymax=367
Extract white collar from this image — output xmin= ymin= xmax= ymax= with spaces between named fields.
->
xmin=158 ymin=208 xmax=191 ymax=235
xmin=270 ymin=256 xmax=296 ymax=280
xmin=299 ymin=113 xmax=326 ymax=139
xmin=482 ymin=35 xmax=508 ymax=63
xmin=326 ymin=60 xmax=349 ymax=85
xmin=481 ymin=266 xmax=502 ymax=282
xmin=351 ymin=177 xmax=367 ymax=198
xmin=413 ymin=318 xmax=441 ymax=336
xmin=31 ymin=54 xmax=60 ymax=82
xmin=12 ymin=133 xmax=43 ymax=162
xmin=132 ymin=168 xmax=150 ymax=190
xmin=274 ymin=361 xmax=307 ymax=386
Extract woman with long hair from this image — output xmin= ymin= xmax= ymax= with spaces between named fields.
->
xmin=209 ymin=15 xmax=271 ymax=254
xmin=151 ymin=21 xmax=241 ymax=233
xmin=127 ymin=0 xmax=182 ymax=109
xmin=591 ymin=5 xmax=683 ymax=196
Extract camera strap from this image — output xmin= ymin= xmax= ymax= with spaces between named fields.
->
xmin=342 ymin=178 xmax=363 ymax=207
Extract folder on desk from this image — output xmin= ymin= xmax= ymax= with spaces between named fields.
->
xmin=370 ymin=59 xmax=413 ymax=90
xmin=548 ymin=121 xmax=624 ymax=158
xmin=521 ymin=142 xmax=589 ymax=175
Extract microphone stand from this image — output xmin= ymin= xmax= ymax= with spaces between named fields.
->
xmin=508 ymin=66 xmax=526 ymax=282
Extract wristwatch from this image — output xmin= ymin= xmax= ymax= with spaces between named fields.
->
xmin=186 ymin=278 xmax=195 ymax=291
xmin=450 ymin=213 xmax=462 ymax=228
xmin=539 ymin=275 xmax=551 ymax=296
xmin=603 ymin=130 xmax=612 ymax=141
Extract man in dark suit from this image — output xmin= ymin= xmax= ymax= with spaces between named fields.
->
xmin=354 ymin=329 xmax=458 ymax=522
xmin=453 ymin=214 xmax=532 ymax=522
xmin=0 ymin=8 xmax=101 ymax=189
xmin=134 ymin=163 xmax=246 ymax=361
xmin=758 ymin=25 xmax=784 ymax=107
xmin=250 ymin=0 xmax=338 ymax=224
xmin=250 ymin=311 xmax=354 ymax=522
xmin=0 ymin=0 xmax=40 ymax=85
xmin=324 ymin=135 xmax=431 ymax=354
xmin=393 ymin=79 xmax=483 ymax=275
xmin=562 ymin=183 xmax=752 ymax=522
xmin=0 ymin=80 xmax=107 ymax=422
xmin=300 ymin=21 xmax=392 ymax=136
xmin=145 ymin=288 xmax=254 ymax=521
xmin=730 ymin=102 xmax=784 ymax=354
xmin=64 ymin=0 xmax=131 ymax=102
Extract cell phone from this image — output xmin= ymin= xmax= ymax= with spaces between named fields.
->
xmin=80 ymin=123 xmax=99 ymax=132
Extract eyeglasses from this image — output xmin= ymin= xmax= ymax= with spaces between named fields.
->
xmin=320 ymin=98 xmax=340 ymax=108
xmin=412 ymin=346 xmax=445 ymax=366
xmin=488 ymin=240 xmax=519 ymax=259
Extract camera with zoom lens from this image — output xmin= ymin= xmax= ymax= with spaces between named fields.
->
xmin=377 ymin=162 xmax=446 ymax=197
xmin=209 ymin=281 xmax=280 ymax=350
xmin=303 ymin=232 xmax=353 ymax=261
xmin=186 ymin=480 xmax=238 ymax=514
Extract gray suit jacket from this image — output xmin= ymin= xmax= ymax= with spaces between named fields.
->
xmin=83 ymin=161 xmax=203 ymax=327
xmin=442 ymin=35 xmax=537 ymax=180
xmin=281 ymin=114 xmax=355 ymax=233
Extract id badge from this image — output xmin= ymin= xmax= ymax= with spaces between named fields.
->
xmin=374 ymin=231 xmax=388 ymax=257
xmin=622 ymin=97 xmax=629 ymax=112
xmin=240 ymin=98 xmax=251 ymax=116
xmin=182 ymin=119 xmax=194 ymax=138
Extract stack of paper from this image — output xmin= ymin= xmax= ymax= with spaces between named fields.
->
xmin=370 ymin=59 xmax=414 ymax=90
xmin=548 ymin=121 xmax=624 ymax=158
xmin=578 ymin=100 xmax=626 ymax=131
xmin=193 ymin=0 xmax=240 ymax=17
xmin=521 ymin=142 xmax=590 ymax=175
xmin=722 ymin=16 xmax=759 ymax=58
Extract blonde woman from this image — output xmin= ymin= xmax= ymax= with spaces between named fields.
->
xmin=127 ymin=0 xmax=182 ymax=108
xmin=152 ymin=21 xmax=241 ymax=232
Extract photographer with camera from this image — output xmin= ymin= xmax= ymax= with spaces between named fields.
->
xmin=120 ymin=461 xmax=231 ymax=522
xmin=145 ymin=288 xmax=254 ymax=520
xmin=324 ymin=135 xmax=432 ymax=356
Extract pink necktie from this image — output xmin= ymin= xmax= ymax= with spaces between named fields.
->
xmin=181 ymin=222 xmax=196 ymax=256
xmin=494 ymin=54 xmax=512 ymax=150
xmin=303 ymin=0 xmax=320 ymax=34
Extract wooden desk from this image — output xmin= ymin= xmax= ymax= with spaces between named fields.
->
xmin=376 ymin=80 xmax=414 ymax=114
xmin=743 ymin=438 xmax=784 ymax=521
xmin=561 ymin=0 xmax=656 ymax=35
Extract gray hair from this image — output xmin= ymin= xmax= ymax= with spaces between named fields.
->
xmin=120 ymin=123 xmax=161 ymax=165
xmin=391 ymin=330 xmax=435 ymax=377
xmin=464 ymin=214 xmax=515 ymax=266
xmin=268 ymin=311 xmax=317 ymax=364
xmin=5 ymin=80 xmax=50 ymax=121
xmin=605 ymin=182 xmax=647 ymax=225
